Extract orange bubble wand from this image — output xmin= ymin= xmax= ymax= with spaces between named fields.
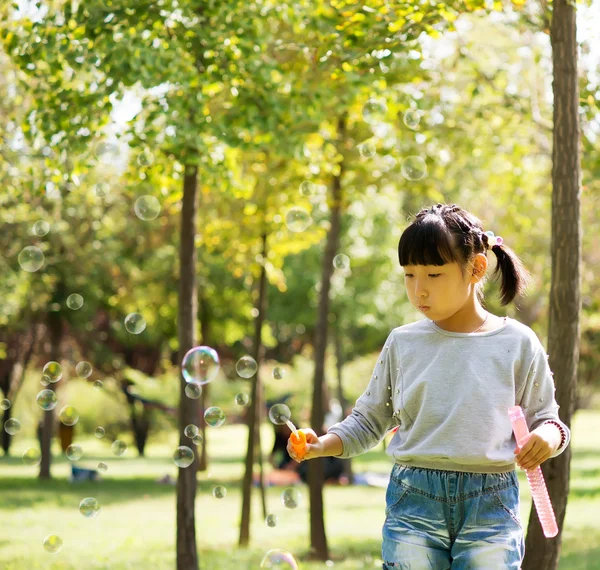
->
xmin=285 ymin=420 xmax=306 ymax=459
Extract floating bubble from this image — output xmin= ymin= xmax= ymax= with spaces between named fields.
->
xmin=357 ymin=139 xmax=377 ymax=158
xmin=18 ymin=246 xmax=45 ymax=272
xmin=299 ymin=180 xmax=316 ymax=197
xmin=269 ymin=404 xmax=292 ymax=425
xmin=281 ymin=487 xmax=302 ymax=509
xmin=185 ymin=383 xmax=202 ymax=399
xmin=43 ymin=534 xmax=63 ymax=554
xmin=36 ymin=389 xmax=58 ymax=411
xmin=236 ymin=356 xmax=257 ymax=379
xmin=192 ymin=434 xmax=204 ymax=445
xmin=173 ymin=446 xmax=195 ymax=468
xmin=43 ymin=361 xmax=62 ymax=383
xmin=32 ymin=220 xmax=50 ymax=237
xmin=272 ymin=367 xmax=284 ymax=380
xmin=362 ymin=98 xmax=387 ymax=125
xmin=403 ymin=109 xmax=421 ymax=129
xmin=204 ymin=406 xmax=226 ymax=427
xmin=93 ymin=380 xmax=103 ymax=389
xmin=260 ymin=548 xmax=299 ymax=569
xmin=22 ymin=447 xmax=41 ymax=466
xmin=134 ymin=195 xmax=161 ymax=221
xmin=111 ymin=440 xmax=127 ymax=457
xmin=401 ymin=156 xmax=427 ymax=181
xmin=285 ymin=207 xmax=311 ymax=232
xmin=3 ymin=418 xmax=20 ymax=435
xmin=265 ymin=514 xmax=278 ymax=527
xmin=75 ymin=361 xmax=93 ymax=378
xmin=184 ymin=424 xmax=198 ymax=438
xmin=124 ymin=313 xmax=146 ymax=334
xmin=97 ymin=462 xmax=108 ymax=472
xmin=66 ymin=294 xmax=84 ymax=310
xmin=79 ymin=497 xmax=101 ymax=518
xmin=212 ymin=485 xmax=227 ymax=499
xmin=333 ymin=254 xmax=350 ymax=270
xmin=0 ymin=399 xmax=10 ymax=411
xmin=235 ymin=393 xmax=249 ymax=406
xmin=94 ymin=427 xmax=105 ymax=439
xmin=182 ymin=346 xmax=220 ymax=385
xmin=93 ymin=182 xmax=110 ymax=197
xmin=136 ymin=149 xmax=155 ymax=167
xmin=40 ymin=377 xmax=50 ymax=387
xmin=66 ymin=444 xmax=83 ymax=461
xmin=95 ymin=141 xmax=120 ymax=164
xmin=59 ymin=405 xmax=79 ymax=426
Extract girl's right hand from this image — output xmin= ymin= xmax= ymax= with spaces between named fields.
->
xmin=287 ymin=428 xmax=323 ymax=462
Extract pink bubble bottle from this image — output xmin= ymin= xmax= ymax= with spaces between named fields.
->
xmin=508 ymin=405 xmax=558 ymax=538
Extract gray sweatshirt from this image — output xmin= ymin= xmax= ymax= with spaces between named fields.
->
xmin=327 ymin=316 xmax=571 ymax=473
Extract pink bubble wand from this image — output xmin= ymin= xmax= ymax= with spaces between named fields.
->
xmin=508 ymin=405 xmax=558 ymax=538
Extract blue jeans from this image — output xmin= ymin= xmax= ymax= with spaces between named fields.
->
xmin=382 ymin=464 xmax=525 ymax=570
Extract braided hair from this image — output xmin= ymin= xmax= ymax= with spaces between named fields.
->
xmin=398 ymin=203 xmax=532 ymax=306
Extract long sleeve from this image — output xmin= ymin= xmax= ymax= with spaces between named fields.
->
xmin=518 ymin=346 xmax=571 ymax=458
xmin=327 ymin=332 xmax=397 ymax=459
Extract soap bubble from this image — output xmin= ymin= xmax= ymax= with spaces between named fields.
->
xmin=33 ymin=220 xmax=50 ymax=236
xmin=269 ymin=404 xmax=292 ymax=425
xmin=185 ymin=383 xmax=202 ymax=399
xmin=43 ymin=361 xmax=62 ymax=383
xmin=59 ymin=405 xmax=79 ymax=426
xmin=212 ymin=485 xmax=227 ymax=499
xmin=40 ymin=377 xmax=50 ymax=387
xmin=22 ymin=447 xmax=41 ymax=467
xmin=401 ymin=156 xmax=427 ymax=181
xmin=97 ymin=462 xmax=108 ymax=472
xmin=173 ymin=446 xmax=195 ymax=468
xmin=403 ymin=109 xmax=421 ymax=129
xmin=18 ymin=246 xmax=45 ymax=272
xmin=235 ymin=393 xmax=249 ymax=406
xmin=36 ymin=389 xmax=58 ymax=411
xmin=299 ymin=180 xmax=316 ymax=197
xmin=93 ymin=380 xmax=103 ymax=389
xmin=134 ymin=195 xmax=161 ymax=220
xmin=281 ymin=488 xmax=302 ymax=509
xmin=285 ymin=207 xmax=311 ymax=232
xmin=204 ymin=406 xmax=226 ymax=427
xmin=265 ymin=514 xmax=278 ymax=527
xmin=75 ymin=361 xmax=93 ymax=378
xmin=94 ymin=427 xmax=105 ymax=439
xmin=111 ymin=440 xmax=127 ymax=457
xmin=66 ymin=444 xmax=83 ymax=461
xmin=357 ymin=139 xmax=377 ymax=158
xmin=124 ymin=313 xmax=146 ymax=334
xmin=182 ymin=346 xmax=220 ymax=385
xmin=66 ymin=294 xmax=84 ymax=310
xmin=184 ymin=424 xmax=198 ymax=438
xmin=79 ymin=497 xmax=101 ymax=518
xmin=272 ymin=367 xmax=284 ymax=380
xmin=3 ymin=418 xmax=20 ymax=435
xmin=136 ymin=149 xmax=155 ymax=167
xmin=235 ymin=356 xmax=257 ymax=379
xmin=93 ymin=182 xmax=110 ymax=197
xmin=192 ymin=434 xmax=203 ymax=445
xmin=333 ymin=254 xmax=350 ymax=270
xmin=95 ymin=141 xmax=120 ymax=164
xmin=0 ymin=399 xmax=10 ymax=411
xmin=260 ymin=548 xmax=299 ymax=569
xmin=43 ymin=534 xmax=63 ymax=554
xmin=362 ymin=98 xmax=387 ymax=125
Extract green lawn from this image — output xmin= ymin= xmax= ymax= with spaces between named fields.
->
xmin=1 ymin=409 xmax=599 ymax=569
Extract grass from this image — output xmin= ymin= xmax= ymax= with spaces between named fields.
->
xmin=1 ymin=410 xmax=599 ymax=569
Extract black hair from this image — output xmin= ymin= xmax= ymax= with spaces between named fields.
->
xmin=398 ymin=203 xmax=532 ymax=306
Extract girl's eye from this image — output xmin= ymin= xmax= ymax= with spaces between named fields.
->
xmin=404 ymin=274 xmax=441 ymax=278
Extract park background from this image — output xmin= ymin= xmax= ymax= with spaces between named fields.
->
xmin=0 ymin=0 xmax=599 ymax=569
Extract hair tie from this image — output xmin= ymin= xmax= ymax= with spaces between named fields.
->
xmin=484 ymin=230 xmax=503 ymax=248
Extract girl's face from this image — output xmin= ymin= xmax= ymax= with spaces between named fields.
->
xmin=402 ymin=258 xmax=485 ymax=317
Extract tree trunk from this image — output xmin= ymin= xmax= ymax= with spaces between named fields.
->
xmin=176 ymin=164 xmax=200 ymax=570
xmin=130 ymin=402 xmax=151 ymax=456
xmin=239 ymin=232 xmax=269 ymax=547
xmin=308 ymin=113 xmax=346 ymax=560
xmin=522 ymin=3 xmax=581 ymax=569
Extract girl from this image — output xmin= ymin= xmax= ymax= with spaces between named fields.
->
xmin=287 ymin=203 xmax=570 ymax=570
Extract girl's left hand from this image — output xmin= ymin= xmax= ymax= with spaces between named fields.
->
xmin=514 ymin=427 xmax=557 ymax=471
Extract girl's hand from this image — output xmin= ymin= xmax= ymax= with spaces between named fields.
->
xmin=287 ymin=428 xmax=323 ymax=463
xmin=514 ymin=426 xmax=558 ymax=471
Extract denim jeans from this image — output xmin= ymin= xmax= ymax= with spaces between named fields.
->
xmin=382 ymin=464 xmax=525 ymax=570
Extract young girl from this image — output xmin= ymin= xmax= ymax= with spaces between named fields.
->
xmin=287 ymin=203 xmax=570 ymax=570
